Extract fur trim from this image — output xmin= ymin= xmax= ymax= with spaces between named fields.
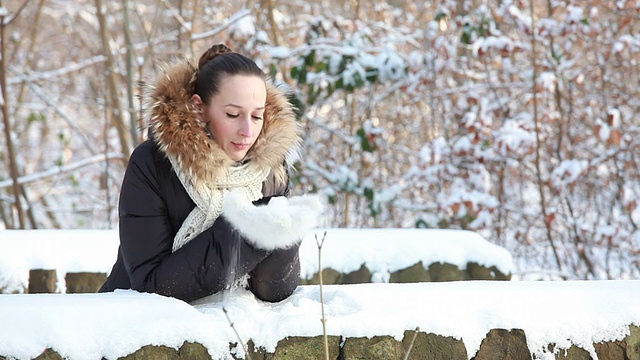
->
xmin=144 ymin=58 xmax=301 ymax=189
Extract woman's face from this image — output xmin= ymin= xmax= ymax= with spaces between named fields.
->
xmin=194 ymin=74 xmax=266 ymax=161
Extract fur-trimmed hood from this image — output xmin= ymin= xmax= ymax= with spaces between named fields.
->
xmin=144 ymin=58 xmax=301 ymax=188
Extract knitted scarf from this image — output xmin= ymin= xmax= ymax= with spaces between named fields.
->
xmin=169 ymin=155 xmax=270 ymax=252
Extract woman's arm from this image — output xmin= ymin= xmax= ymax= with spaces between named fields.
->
xmin=245 ymin=176 xmax=302 ymax=302
xmin=248 ymin=244 xmax=301 ymax=302
xmin=117 ymin=143 xmax=269 ymax=302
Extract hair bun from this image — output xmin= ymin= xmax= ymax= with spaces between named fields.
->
xmin=198 ymin=44 xmax=233 ymax=69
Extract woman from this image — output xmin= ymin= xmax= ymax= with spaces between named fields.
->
xmin=99 ymin=44 xmax=321 ymax=303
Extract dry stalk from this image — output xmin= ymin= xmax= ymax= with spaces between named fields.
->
xmin=402 ymin=326 xmax=420 ymax=360
xmin=222 ymin=307 xmax=251 ymax=360
xmin=529 ymin=0 xmax=562 ymax=272
xmin=315 ymin=231 xmax=330 ymax=360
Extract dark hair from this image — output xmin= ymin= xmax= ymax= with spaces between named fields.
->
xmin=194 ymin=44 xmax=266 ymax=104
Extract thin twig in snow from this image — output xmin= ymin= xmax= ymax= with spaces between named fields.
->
xmin=222 ymin=307 xmax=251 ymax=360
xmin=315 ymin=231 xmax=330 ymax=360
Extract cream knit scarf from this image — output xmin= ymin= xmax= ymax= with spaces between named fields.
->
xmin=169 ymin=156 xmax=270 ymax=252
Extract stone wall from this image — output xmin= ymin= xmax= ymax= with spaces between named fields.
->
xmin=301 ymin=261 xmax=510 ymax=285
xmin=16 ymin=325 xmax=640 ymax=360
xmin=19 ymin=261 xmax=509 ymax=294
xmin=26 ymin=269 xmax=107 ymax=294
xmin=1 ymin=228 xmax=513 ymax=293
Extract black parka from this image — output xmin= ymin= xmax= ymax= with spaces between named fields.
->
xmin=99 ymin=59 xmax=302 ymax=303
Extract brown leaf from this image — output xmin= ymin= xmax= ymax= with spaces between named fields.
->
xmin=545 ymin=213 xmax=556 ymax=227
xmin=451 ymin=202 xmax=460 ymax=215
xmin=609 ymin=129 xmax=622 ymax=146
xmin=594 ymin=124 xmax=602 ymax=141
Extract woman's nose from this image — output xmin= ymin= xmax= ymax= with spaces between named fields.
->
xmin=238 ymin=117 xmax=252 ymax=137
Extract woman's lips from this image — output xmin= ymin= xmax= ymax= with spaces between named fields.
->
xmin=232 ymin=142 xmax=249 ymax=150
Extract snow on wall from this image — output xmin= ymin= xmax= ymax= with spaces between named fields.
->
xmin=0 ymin=228 xmax=513 ymax=293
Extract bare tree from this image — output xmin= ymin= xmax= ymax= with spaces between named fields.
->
xmin=95 ymin=0 xmax=130 ymax=164
xmin=0 ymin=0 xmax=29 ymax=228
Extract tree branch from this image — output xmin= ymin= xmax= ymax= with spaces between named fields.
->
xmin=0 ymin=152 xmax=125 ymax=189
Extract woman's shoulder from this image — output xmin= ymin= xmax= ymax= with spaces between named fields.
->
xmin=129 ymin=140 xmax=165 ymax=163
xmin=128 ymin=140 xmax=171 ymax=172
xmin=131 ymin=139 xmax=158 ymax=157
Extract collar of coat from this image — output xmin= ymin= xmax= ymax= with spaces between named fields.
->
xmin=145 ymin=58 xmax=301 ymax=188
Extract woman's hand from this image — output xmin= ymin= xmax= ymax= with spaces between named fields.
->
xmin=222 ymin=188 xmax=323 ymax=251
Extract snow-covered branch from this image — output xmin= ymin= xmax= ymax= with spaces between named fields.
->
xmin=0 ymin=153 xmax=125 ymax=189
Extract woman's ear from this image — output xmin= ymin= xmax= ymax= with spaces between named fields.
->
xmin=191 ymin=94 xmax=204 ymax=116
xmin=192 ymin=94 xmax=214 ymax=139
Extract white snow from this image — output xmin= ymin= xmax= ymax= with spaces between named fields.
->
xmin=472 ymin=35 xmax=515 ymax=56
xmin=608 ymin=107 xmax=622 ymax=128
xmin=268 ymin=46 xmax=290 ymax=59
xmin=299 ymin=228 xmax=513 ymax=280
xmin=551 ymin=159 xmax=589 ymax=189
xmin=495 ymin=121 xmax=535 ymax=157
xmin=0 ymin=229 xmax=119 ymax=293
xmin=0 ymin=228 xmax=512 ymax=293
xmin=1 ymin=281 xmax=639 ymax=360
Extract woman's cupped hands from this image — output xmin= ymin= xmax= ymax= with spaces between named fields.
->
xmin=222 ymin=188 xmax=324 ymax=251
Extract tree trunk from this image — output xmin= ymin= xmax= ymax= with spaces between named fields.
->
xmin=122 ymin=0 xmax=138 ymax=148
xmin=0 ymin=2 xmax=27 ymax=228
xmin=263 ymin=0 xmax=281 ymax=46
xmin=95 ymin=0 xmax=131 ymax=164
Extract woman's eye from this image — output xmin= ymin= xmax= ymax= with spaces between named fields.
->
xmin=226 ymin=113 xmax=239 ymax=118
xmin=252 ymin=115 xmax=263 ymax=121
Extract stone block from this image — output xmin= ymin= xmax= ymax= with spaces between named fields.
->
xmin=625 ymin=324 xmax=640 ymax=360
xmin=65 ymin=272 xmax=107 ymax=293
xmin=389 ymin=262 xmax=431 ymax=283
xmin=29 ymin=269 xmax=57 ymax=293
xmin=553 ymin=344 xmax=591 ymax=359
xmin=118 ymin=345 xmax=179 ymax=360
xmin=466 ymin=262 xmax=511 ymax=281
xmin=34 ymin=349 xmax=63 ymax=360
xmin=594 ymin=340 xmax=626 ymax=360
xmin=342 ymin=264 xmax=372 ymax=284
xmin=301 ymin=268 xmax=342 ymax=285
xmin=178 ymin=341 xmax=210 ymax=359
xmin=428 ymin=262 xmax=467 ymax=282
xmin=402 ymin=330 xmax=467 ymax=360
xmin=341 ymin=335 xmax=404 ymax=360
xmin=473 ymin=328 xmax=532 ymax=360
xmin=256 ymin=335 xmax=340 ymax=360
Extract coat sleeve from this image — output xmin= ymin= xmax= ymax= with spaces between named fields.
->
xmin=117 ymin=144 xmax=269 ymax=303
xmin=247 ymin=176 xmax=302 ymax=302
xmin=248 ymin=244 xmax=301 ymax=302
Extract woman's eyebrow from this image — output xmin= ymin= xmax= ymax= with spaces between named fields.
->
xmin=224 ymin=103 xmax=265 ymax=110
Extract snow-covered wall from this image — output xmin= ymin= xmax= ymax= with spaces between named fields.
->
xmin=0 ymin=228 xmax=514 ymax=293
xmin=1 ymin=229 xmax=638 ymax=359
xmin=1 ymin=281 xmax=639 ymax=360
